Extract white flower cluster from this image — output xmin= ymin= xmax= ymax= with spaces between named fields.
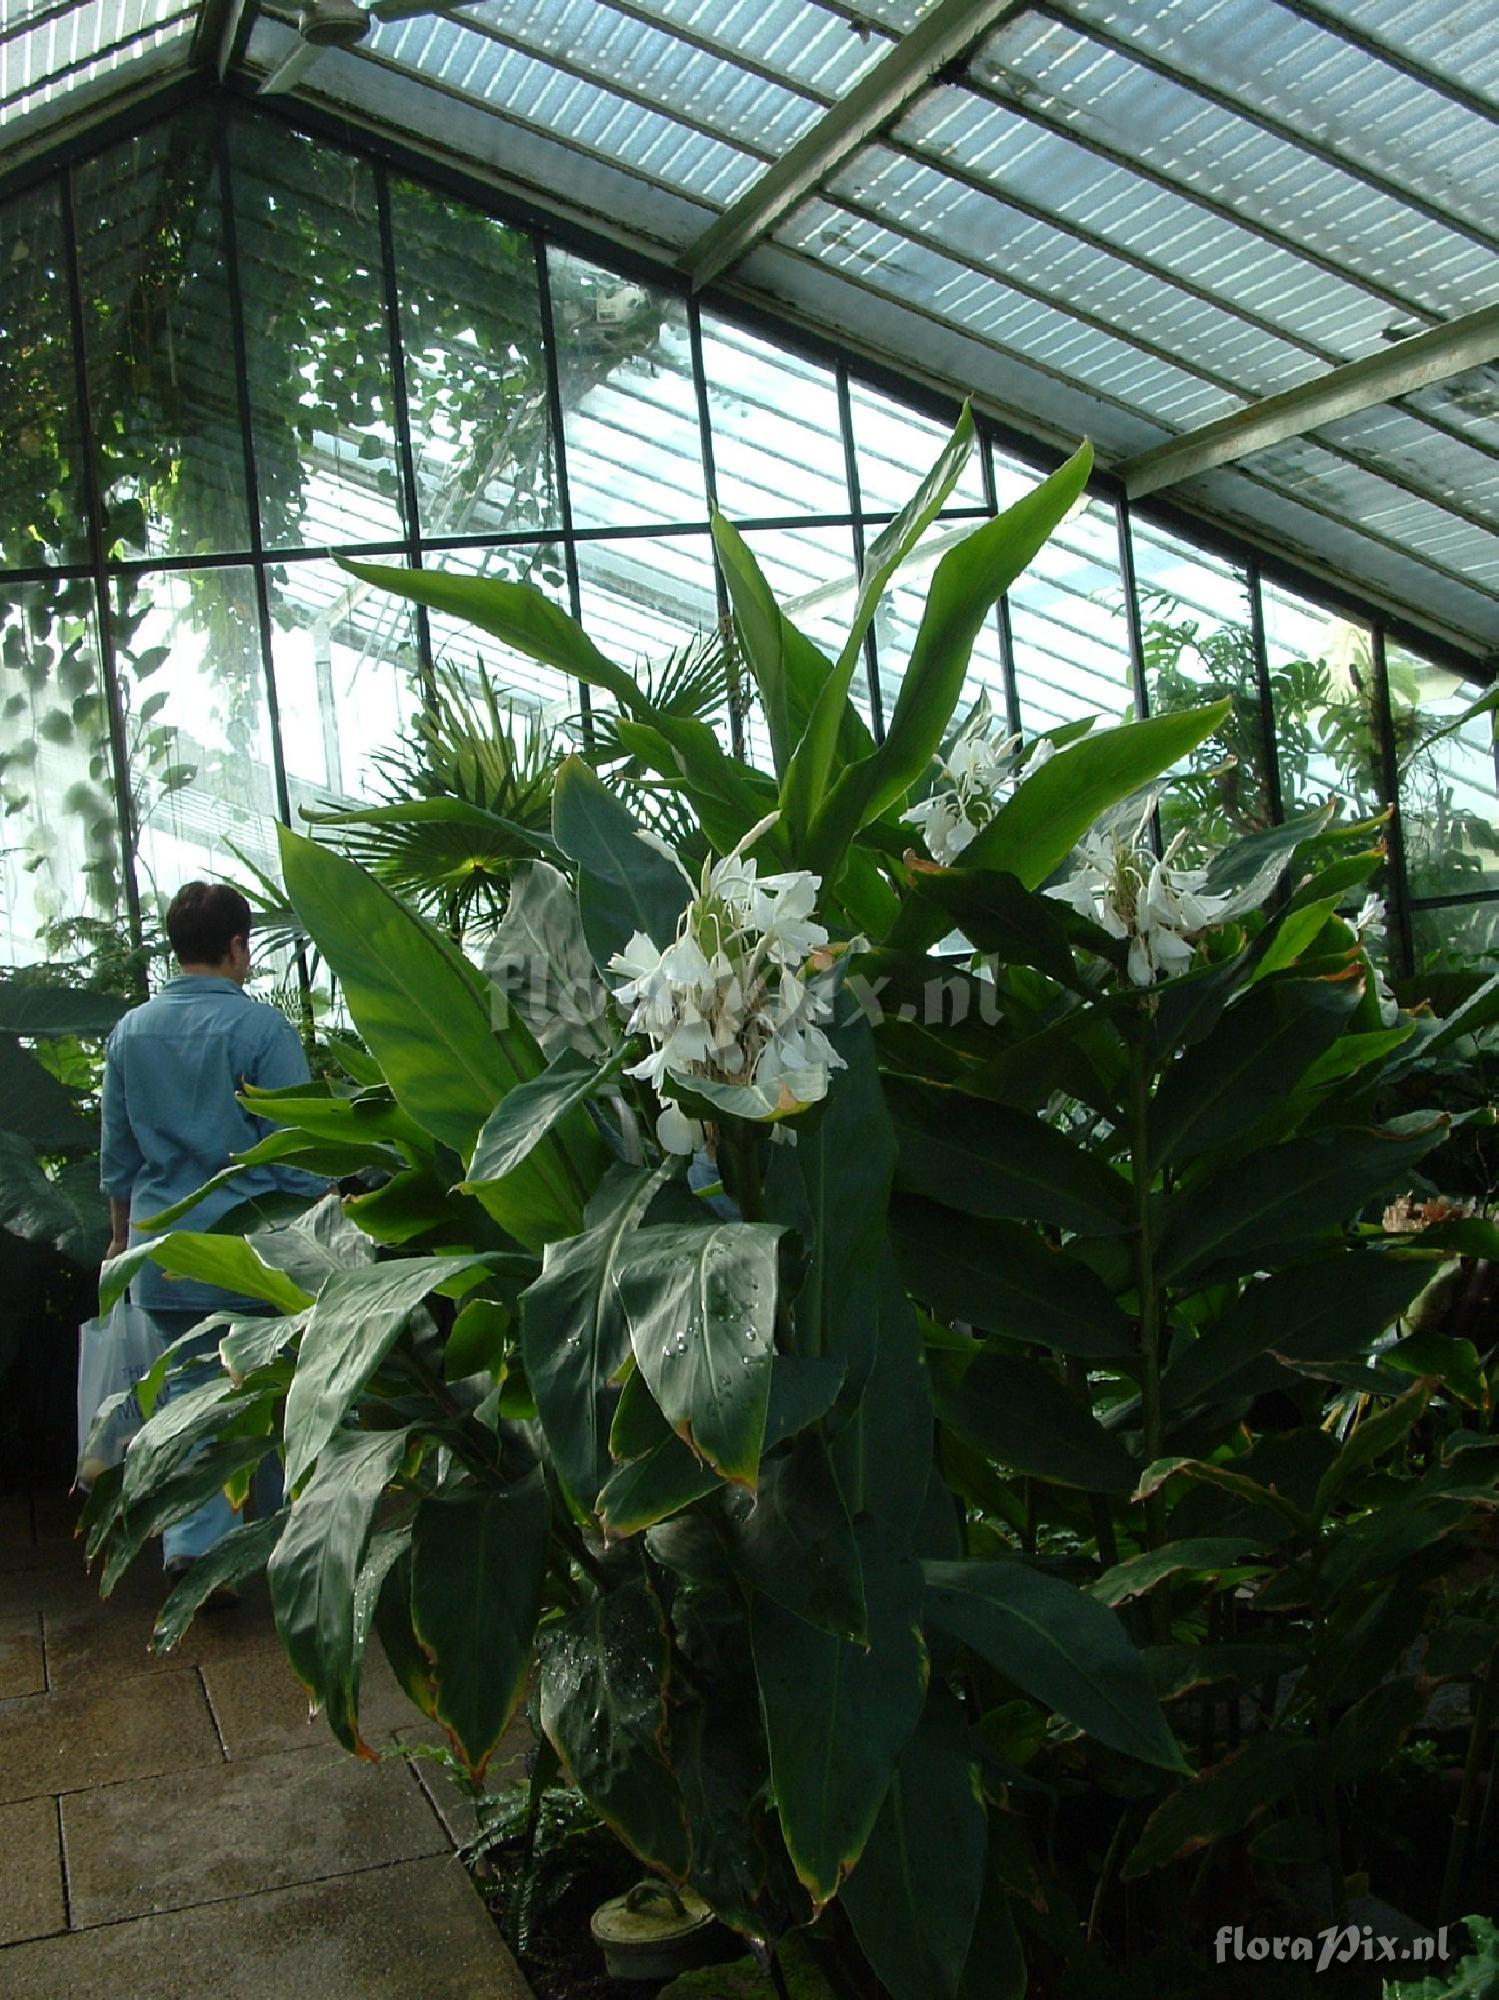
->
xmin=607 ymin=818 xmax=845 ymax=1152
xmin=1046 ymin=814 xmax=1234 ymax=988
xmin=901 ymin=695 xmax=1056 ymax=864
xmin=1353 ymin=892 xmax=1401 ymax=1027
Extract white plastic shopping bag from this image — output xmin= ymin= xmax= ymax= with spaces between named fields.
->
xmin=76 ymin=1298 xmax=163 ymax=1492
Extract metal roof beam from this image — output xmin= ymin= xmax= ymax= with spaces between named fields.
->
xmin=681 ymin=0 xmax=1024 ymax=291
xmin=193 ymin=0 xmax=259 ymax=81
xmin=1123 ymin=304 xmax=1499 ymax=499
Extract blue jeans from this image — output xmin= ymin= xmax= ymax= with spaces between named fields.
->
xmin=148 ymin=1308 xmax=284 ymax=1569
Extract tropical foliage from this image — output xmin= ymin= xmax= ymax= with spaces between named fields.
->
xmin=85 ymin=412 xmax=1498 ymax=1994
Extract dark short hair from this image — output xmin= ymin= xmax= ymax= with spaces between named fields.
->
xmin=166 ymin=882 xmax=253 ymax=965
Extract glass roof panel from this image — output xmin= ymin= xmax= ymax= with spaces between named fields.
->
xmin=0 ymin=0 xmax=194 ymax=145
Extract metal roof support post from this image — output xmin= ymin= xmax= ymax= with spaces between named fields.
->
xmin=681 ymin=0 xmax=1026 ymax=290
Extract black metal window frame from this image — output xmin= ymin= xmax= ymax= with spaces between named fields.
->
xmin=3 ymin=81 xmax=1496 ymax=983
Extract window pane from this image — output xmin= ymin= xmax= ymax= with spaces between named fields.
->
xmin=75 ymin=112 xmax=250 ymax=561
xmin=267 ymin=558 xmax=422 ymax=814
xmin=1131 ymin=524 xmax=1263 ymax=859
xmin=549 ymin=251 xmax=705 ymax=532
xmin=391 ymin=181 xmax=558 ymax=543
xmin=869 ymin=522 xmax=1012 ymax=744
xmin=703 ymin=317 xmax=848 ymax=523
xmin=575 ymin=533 xmax=731 ymax=753
xmin=425 ymin=544 xmax=579 ymax=728
xmin=1391 ymin=642 xmax=1499 ymax=902
xmin=0 ymin=181 xmax=90 ymax=571
xmin=846 ymin=380 xmax=987 ymax=519
xmin=1411 ymin=900 xmax=1499 ymax=975
xmin=0 ymin=577 xmax=122 ymax=962
xmin=117 ymin=566 xmax=282 ymax=918
xmin=1000 ymin=456 xmax=1129 ymax=739
xmin=1264 ymin=582 xmax=1381 ymax=825
xmin=232 ymin=119 xmax=404 ymax=550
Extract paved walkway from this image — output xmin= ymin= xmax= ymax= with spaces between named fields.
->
xmin=0 ymin=1489 xmax=532 ymax=2000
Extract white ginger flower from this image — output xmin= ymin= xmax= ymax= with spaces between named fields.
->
xmin=655 ymin=1103 xmax=705 ymax=1156
xmin=901 ymin=695 xmax=1057 ymax=864
xmin=1047 ymin=820 xmax=1235 ymax=989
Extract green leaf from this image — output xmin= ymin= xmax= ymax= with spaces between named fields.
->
xmin=950 ymin=698 xmax=1232 ymax=894
xmin=0 ymin=1129 xmax=107 ymax=1264
xmin=153 ymin=1512 xmax=286 ymax=1654
xmin=539 ymin=1575 xmax=690 ymax=1877
xmin=267 ymin=1425 xmax=412 ymax=1755
xmin=278 ymin=826 xmax=575 ymax=1248
xmin=1313 ymin=1377 xmax=1434 ymax=1520
xmin=842 ymin=1687 xmax=987 ymax=2000
xmin=618 ymin=1220 xmax=783 ymax=1490
xmin=283 ymin=1255 xmax=489 ymax=1489
xmin=100 ymin=1232 xmax=314 ymax=1315
xmin=782 ymin=406 xmax=976 ymax=840
xmin=1156 ymin=1118 xmax=1450 ymax=1285
xmin=752 ymin=1525 xmax=928 ymax=1905
xmin=829 ymin=1263 xmax=933 ymax=1541
xmin=893 ymin=1198 xmax=1134 ymax=1357
xmin=1132 ymin=1455 xmax=1309 ymax=1529
xmin=483 ymin=858 xmax=611 ymax=1061
xmin=888 ymin=1077 xmax=1128 ymax=1237
xmin=1091 ymin=1538 xmax=1270 ymax=1608
xmin=923 ymin=1559 xmax=1187 ymax=1772
xmin=1161 ymin=1251 xmax=1432 ymax=1410
xmin=0 ymin=1036 xmax=95 ymax=1152
xmin=1149 ymin=972 xmax=1365 ymax=1166
xmin=551 ymin=754 xmax=692 ymax=966
xmin=723 ymin=1431 xmax=867 ymax=1642
xmin=462 ymin=1043 xmax=616 ymax=1206
xmin=935 ymin=1352 xmax=1138 ymax=1495
xmin=120 ymin=1373 xmax=254 ymax=1510
xmin=1122 ymin=1736 xmax=1321 ymax=1878
xmin=238 ymin=1081 xmax=433 ymax=1160
xmin=808 ymin=444 xmax=1096 ymax=873
xmin=444 ymin=1297 xmax=510 ymax=1381
xmin=900 ymin=867 xmax=1121 ymax=987
xmin=0 ymin=979 xmax=125 ymax=1037
xmin=521 ymin=1166 xmax=661 ymax=1511
xmin=338 ymin=559 xmax=646 ymax=714
xmin=410 ymin=1471 xmax=550 ymax=1778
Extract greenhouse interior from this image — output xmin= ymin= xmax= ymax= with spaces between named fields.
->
xmin=2 ymin=3 xmax=1498 ymax=1998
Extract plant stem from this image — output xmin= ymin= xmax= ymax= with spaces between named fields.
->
xmin=1307 ymin=1539 xmax=1349 ymax=1926
xmin=1439 ymin=1639 xmax=1499 ymax=1927
xmin=1066 ymin=1355 xmax=1119 ymax=1571
xmin=1129 ymin=1031 xmax=1170 ymax=1642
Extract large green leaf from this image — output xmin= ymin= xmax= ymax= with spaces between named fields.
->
xmin=483 ymin=858 xmax=612 ymax=1061
xmin=551 ymin=754 xmax=692 ymax=966
xmin=781 ymin=406 xmax=976 ymax=840
xmin=936 ymin=1352 xmax=1138 ymax=1494
xmin=0 ymin=1037 xmax=96 ymax=1153
xmin=893 ymin=1197 xmax=1134 ymax=1357
xmin=723 ymin=1431 xmax=866 ymax=1642
xmin=463 ymin=1044 xmax=616 ymax=1205
xmin=153 ymin=1512 xmax=286 ymax=1654
xmin=278 ymin=825 xmax=578 ymax=1247
xmin=807 ymin=445 xmax=1096 ymax=873
xmin=1156 ymin=1117 xmax=1450 ymax=1285
xmin=539 ymin=1574 xmax=690 ymax=1878
xmin=120 ymin=1373 xmax=256 ymax=1510
xmin=888 ymin=1077 xmax=1129 ymax=1236
xmin=829 ymin=1262 xmax=933 ymax=1541
xmin=238 ymin=1081 xmax=434 ymax=1160
xmin=752 ymin=1525 xmax=928 ymax=1905
xmin=842 ymin=1688 xmax=987 ymax=2000
xmin=0 ymin=979 xmax=126 ymax=1037
xmin=521 ymin=1166 xmax=660 ymax=1512
xmin=1122 ymin=1735 xmax=1320 ymax=1878
xmin=1161 ymin=1250 xmax=1433 ymax=1410
xmin=1149 ymin=972 xmax=1365 ymax=1166
xmin=97 ymin=1436 xmax=272 ymax=1595
xmin=338 ymin=558 xmax=646 ymax=714
xmin=923 ymin=1559 xmax=1187 ymax=1771
xmin=1091 ymin=1537 xmax=1270 ymax=1608
xmin=1313 ymin=1376 xmax=1433 ymax=1520
xmin=282 ymin=1254 xmax=489 ymax=1489
xmin=0 ymin=1131 xmax=107 ymax=1264
xmin=618 ymin=1220 xmax=783 ymax=1490
xmin=410 ymin=1471 xmax=550 ymax=1777
xmin=100 ymin=1231 xmax=314 ymax=1314
xmin=268 ymin=1425 xmax=412 ymax=1755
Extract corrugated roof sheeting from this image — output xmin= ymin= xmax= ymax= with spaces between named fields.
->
xmin=2 ymin=0 xmax=1497 ymax=661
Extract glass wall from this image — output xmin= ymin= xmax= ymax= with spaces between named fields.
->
xmin=0 ymin=98 xmax=1491 ymax=985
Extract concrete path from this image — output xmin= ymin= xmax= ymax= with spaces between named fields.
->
xmin=0 ymin=1490 xmax=533 ymax=1999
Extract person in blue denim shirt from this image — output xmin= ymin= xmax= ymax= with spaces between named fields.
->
xmin=99 ymin=881 xmax=325 ymax=1585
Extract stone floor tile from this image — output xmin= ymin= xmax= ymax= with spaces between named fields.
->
xmin=62 ymin=1743 xmax=448 ymax=1926
xmin=0 ymin=1666 xmax=222 ymax=1804
xmin=202 ymin=1635 xmax=416 ymax=1760
xmin=0 ymin=1797 xmax=66 ymax=1946
xmin=42 ymin=1571 xmax=284 ymax=1693
xmin=0 ymin=1614 xmax=45 ymax=1699
xmin=0 ymin=1853 xmax=534 ymax=1999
